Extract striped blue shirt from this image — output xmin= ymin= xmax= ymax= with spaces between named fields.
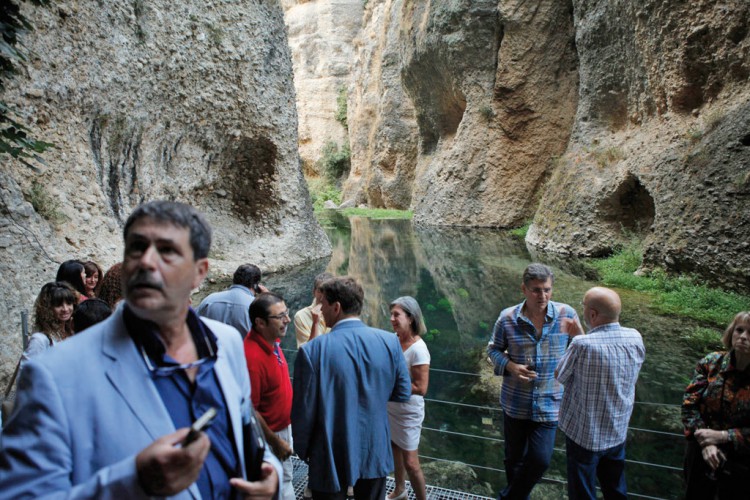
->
xmin=556 ymin=323 xmax=645 ymax=451
xmin=487 ymin=301 xmax=580 ymax=422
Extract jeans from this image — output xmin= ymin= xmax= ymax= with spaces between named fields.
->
xmin=499 ymin=412 xmax=557 ymax=500
xmin=565 ymin=436 xmax=626 ymax=500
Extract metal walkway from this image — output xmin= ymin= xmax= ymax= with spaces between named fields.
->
xmin=291 ymin=457 xmax=493 ymax=500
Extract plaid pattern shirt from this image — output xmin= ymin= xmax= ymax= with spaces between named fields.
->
xmin=487 ymin=301 xmax=580 ymax=422
xmin=556 ymin=323 xmax=645 ymax=451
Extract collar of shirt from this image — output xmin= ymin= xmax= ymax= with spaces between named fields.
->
xmin=516 ymin=300 xmax=556 ymax=325
xmin=229 ymin=284 xmax=255 ymax=297
xmin=123 ymin=304 xmax=218 ymax=367
xmin=247 ymin=328 xmax=274 ymax=355
xmin=586 ymin=322 xmax=621 ymax=335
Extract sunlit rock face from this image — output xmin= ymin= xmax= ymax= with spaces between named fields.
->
xmin=345 ymin=0 xmax=579 ymax=225
xmin=282 ymin=0 xmax=363 ymax=173
xmin=0 ymin=0 xmax=330 ymax=373
xmin=345 ymin=0 xmax=750 ymax=292
xmin=528 ymin=1 xmax=750 ymax=293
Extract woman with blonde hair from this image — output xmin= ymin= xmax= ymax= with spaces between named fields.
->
xmin=387 ymin=296 xmax=431 ymax=500
xmin=682 ymin=311 xmax=750 ymax=499
xmin=22 ymin=282 xmax=77 ymax=366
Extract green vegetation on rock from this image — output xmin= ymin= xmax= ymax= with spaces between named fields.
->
xmin=509 ymin=222 xmax=531 ymax=239
xmin=27 ymin=180 xmax=68 ymax=226
xmin=317 ymin=140 xmax=350 ymax=182
xmin=590 ymin=241 xmax=750 ymax=327
xmin=1 ymin=0 xmax=54 ymax=169
xmin=339 ymin=208 xmax=412 ymax=219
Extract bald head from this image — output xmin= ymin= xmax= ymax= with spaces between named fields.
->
xmin=583 ymin=287 xmax=622 ymax=327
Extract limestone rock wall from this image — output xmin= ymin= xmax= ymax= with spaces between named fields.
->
xmin=345 ymin=0 xmax=579 ymax=225
xmin=527 ymin=0 xmax=750 ymax=292
xmin=337 ymin=0 xmax=749 ymax=291
xmin=282 ymin=0 xmax=363 ymax=172
xmin=0 ymin=0 xmax=330 ymax=374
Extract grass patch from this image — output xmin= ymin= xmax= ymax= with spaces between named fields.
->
xmin=307 ymin=177 xmax=342 ymax=212
xmin=27 ymin=181 xmax=69 ymax=226
xmin=681 ymin=326 xmax=723 ymax=356
xmin=509 ymin=222 xmax=531 ymax=239
xmin=339 ymin=208 xmax=412 ymax=219
xmin=590 ymin=242 xmax=750 ymax=327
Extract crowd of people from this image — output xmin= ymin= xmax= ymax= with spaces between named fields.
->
xmin=0 ymin=199 xmax=748 ymax=500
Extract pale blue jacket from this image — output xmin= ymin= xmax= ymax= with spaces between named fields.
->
xmin=0 ymin=306 xmax=281 ymax=499
xmin=196 ymin=284 xmax=255 ymax=337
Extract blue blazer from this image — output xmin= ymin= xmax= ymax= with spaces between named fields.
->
xmin=291 ymin=318 xmax=411 ymax=493
xmin=0 ymin=306 xmax=281 ymax=499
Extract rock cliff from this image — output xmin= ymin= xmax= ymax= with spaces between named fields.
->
xmin=0 ymin=0 xmax=330 ymax=372
xmin=527 ymin=0 xmax=750 ymax=293
xmin=282 ymin=0 xmax=363 ymax=172
xmin=335 ymin=0 xmax=750 ymax=292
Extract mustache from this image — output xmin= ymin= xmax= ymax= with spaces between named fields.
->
xmin=126 ymin=271 xmax=164 ymax=292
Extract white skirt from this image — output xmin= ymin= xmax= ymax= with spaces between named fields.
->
xmin=387 ymin=395 xmax=425 ymax=451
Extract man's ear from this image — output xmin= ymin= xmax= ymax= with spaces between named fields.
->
xmin=192 ymin=258 xmax=209 ymax=289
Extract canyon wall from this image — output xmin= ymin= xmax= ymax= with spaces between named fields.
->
xmin=0 ymin=0 xmax=330 ymax=374
xmin=282 ymin=0 xmax=363 ymax=173
xmin=527 ymin=0 xmax=750 ymax=292
xmin=333 ymin=0 xmax=749 ymax=292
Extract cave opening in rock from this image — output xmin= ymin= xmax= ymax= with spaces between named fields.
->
xmin=219 ymin=135 xmax=280 ymax=222
xmin=601 ymin=174 xmax=655 ymax=236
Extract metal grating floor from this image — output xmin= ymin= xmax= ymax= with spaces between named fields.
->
xmin=290 ymin=457 xmax=493 ymax=500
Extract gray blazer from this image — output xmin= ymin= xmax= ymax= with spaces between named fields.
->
xmin=0 ymin=306 xmax=281 ymax=499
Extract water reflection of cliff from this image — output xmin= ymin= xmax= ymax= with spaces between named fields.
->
xmin=412 ymin=225 xmax=531 ymax=340
xmin=335 ymin=217 xmax=419 ymax=328
xmin=324 ymin=218 xmax=534 ymax=346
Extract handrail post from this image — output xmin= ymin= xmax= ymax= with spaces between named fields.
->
xmin=21 ymin=309 xmax=28 ymax=350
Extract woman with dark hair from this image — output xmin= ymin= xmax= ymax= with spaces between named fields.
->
xmin=73 ymin=298 xmax=112 ymax=333
xmin=82 ymin=261 xmax=103 ymax=298
xmin=97 ymin=262 xmax=123 ymax=309
xmin=682 ymin=311 xmax=750 ymax=499
xmin=21 ymin=282 xmax=77 ymax=367
xmin=55 ymin=260 xmax=87 ymax=302
xmin=386 ymin=296 xmax=431 ymax=500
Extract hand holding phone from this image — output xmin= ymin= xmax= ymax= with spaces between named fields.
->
xmin=181 ymin=407 xmax=217 ymax=447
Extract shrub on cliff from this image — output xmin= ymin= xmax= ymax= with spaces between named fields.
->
xmin=1 ymin=0 xmax=53 ymax=168
xmin=317 ymin=140 xmax=351 ymax=183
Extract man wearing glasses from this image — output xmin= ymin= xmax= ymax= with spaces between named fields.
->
xmin=0 ymin=200 xmax=281 ymax=499
xmin=244 ymin=292 xmax=295 ymax=499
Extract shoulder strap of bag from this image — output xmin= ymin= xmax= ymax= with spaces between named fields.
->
xmin=4 ymin=358 xmax=21 ymax=399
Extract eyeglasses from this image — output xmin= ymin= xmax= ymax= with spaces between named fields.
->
xmin=267 ymin=310 xmax=290 ymax=320
xmin=139 ymin=334 xmax=216 ymax=377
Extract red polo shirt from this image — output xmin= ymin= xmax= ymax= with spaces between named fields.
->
xmin=243 ymin=329 xmax=293 ymax=432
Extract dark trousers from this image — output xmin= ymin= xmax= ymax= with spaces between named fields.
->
xmin=312 ymin=477 xmax=386 ymax=500
xmin=565 ymin=436 xmax=627 ymax=500
xmin=498 ymin=412 xmax=557 ymax=500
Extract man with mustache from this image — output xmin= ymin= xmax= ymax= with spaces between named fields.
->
xmin=487 ymin=263 xmax=583 ymax=500
xmin=0 ymin=200 xmax=281 ymax=499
